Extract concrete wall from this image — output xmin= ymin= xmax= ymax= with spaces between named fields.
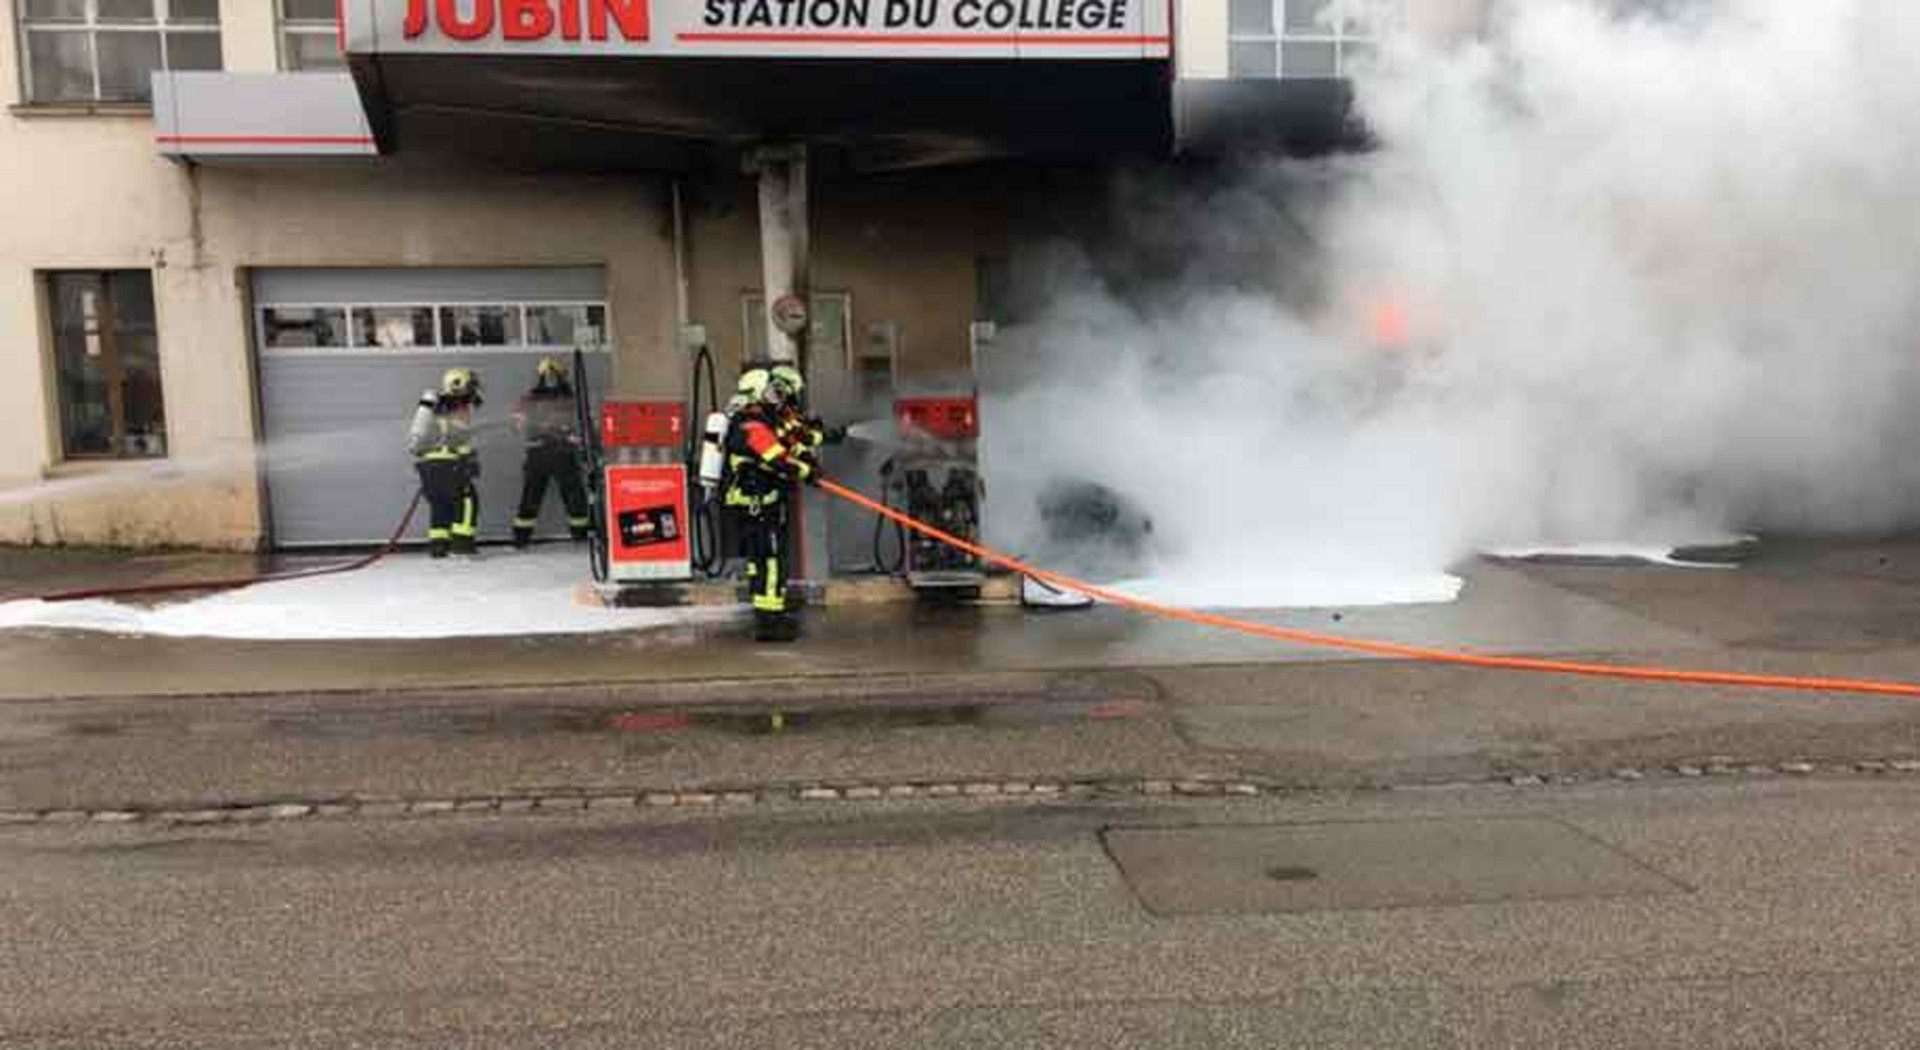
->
xmin=683 ymin=165 xmax=1015 ymax=395
xmin=0 ymin=1 xmax=681 ymax=549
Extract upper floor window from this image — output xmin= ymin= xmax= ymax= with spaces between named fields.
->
xmin=20 ymin=0 xmax=222 ymax=104
xmin=278 ymin=0 xmax=343 ymax=72
xmin=1228 ymin=0 xmax=1378 ymax=79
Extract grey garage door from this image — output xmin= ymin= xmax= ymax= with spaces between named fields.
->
xmin=254 ymin=268 xmax=613 ymax=547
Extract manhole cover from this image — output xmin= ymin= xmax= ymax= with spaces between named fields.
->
xmin=1103 ymin=818 xmax=1686 ymax=916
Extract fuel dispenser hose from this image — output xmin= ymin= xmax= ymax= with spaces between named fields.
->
xmin=30 ymin=491 xmax=425 ymax=605
xmin=818 ymin=479 xmax=1920 ymax=700
xmin=685 ymin=344 xmax=724 ymax=577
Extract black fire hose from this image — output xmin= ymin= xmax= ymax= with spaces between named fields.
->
xmin=34 ymin=490 xmax=425 ymax=604
xmin=686 ymin=344 xmax=725 ymax=577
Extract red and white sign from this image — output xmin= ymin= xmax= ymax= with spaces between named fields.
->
xmin=600 ymin=400 xmax=686 ymax=449
xmin=405 ymin=0 xmax=649 ymax=42
xmin=350 ymin=0 xmax=1169 ymax=59
xmin=605 ymin=463 xmax=692 ymax=581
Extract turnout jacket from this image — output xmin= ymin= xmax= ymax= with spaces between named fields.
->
xmin=408 ymin=393 xmax=476 ymax=462
xmin=514 ymin=384 xmax=580 ymax=449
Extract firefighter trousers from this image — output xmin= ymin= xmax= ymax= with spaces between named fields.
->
xmin=732 ymin=502 xmax=791 ymax=617
xmin=514 ymin=442 xmax=590 ymax=542
xmin=417 ymin=458 xmax=478 ymax=555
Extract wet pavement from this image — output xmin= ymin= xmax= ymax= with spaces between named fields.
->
xmin=0 ymin=553 xmax=1706 ymax=700
xmin=3 ymin=538 xmax=1920 ymax=811
xmin=0 ymin=546 xmax=268 ymax=605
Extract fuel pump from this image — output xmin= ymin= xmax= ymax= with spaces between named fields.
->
xmin=597 ymin=399 xmax=692 ymax=585
xmin=878 ymin=396 xmax=984 ymax=597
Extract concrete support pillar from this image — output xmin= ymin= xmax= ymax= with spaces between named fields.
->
xmin=749 ymin=144 xmax=810 ymax=367
xmin=747 ymin=144 xmax=827 ymax=580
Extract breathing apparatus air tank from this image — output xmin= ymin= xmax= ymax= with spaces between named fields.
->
xmin=697 ymin=407 xmax=731 ymax=501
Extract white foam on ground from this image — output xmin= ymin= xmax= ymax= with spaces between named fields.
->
xmin=1099 ymin=570 xmax=1464 ymax=611
xmin=0 ymin=547 xmax=741 ymax=640
xmin=1485 ymin=535 xmax=1753 ymax=568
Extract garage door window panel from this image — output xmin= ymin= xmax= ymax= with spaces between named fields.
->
xmin=354 ymin=307 xmax=437 ymax=350
xmin=48 ymin=270 xmax=168 ymax=460
xmin=262 ymin=307 xmax=349 ymax=349
xmin=440 ymin=306 xmax=523 ymax=347
xmin=525 ymin=305 xmax=607 ymax=348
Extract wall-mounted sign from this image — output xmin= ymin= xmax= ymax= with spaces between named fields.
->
xmin=351 ymin=0 xmax=1170 ymax=59
xmin=604 ymin=463 xmax=692 ymax=581
xmin=769 ymin=294 xmax=809 ymax=335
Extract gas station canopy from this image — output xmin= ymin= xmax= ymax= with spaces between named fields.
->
xmin=337 ymin=0 xmax=1176 ymax=171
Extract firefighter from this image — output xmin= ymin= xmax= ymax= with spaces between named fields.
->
xmin=511 ymin=356 xmax=591 ymax=549
xmin=767 ymin=364 xmax=847 ymax=451
xmin=723 ymin=367 xmax=823 ymax=642
xmin=409 ymin=368 xmax=483 ymax=559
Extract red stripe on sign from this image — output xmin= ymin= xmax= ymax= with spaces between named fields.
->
xmin=154 ymin=134 xmax=377 ymax=145
xmin=336 ymin=0 xmax=346 ymax=52
xmin=676 ymin=32 xmax=1171 ymax=45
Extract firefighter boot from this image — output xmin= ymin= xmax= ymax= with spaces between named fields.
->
xmin=512 ymin=526 xmax=533 ymax=550
xmin=429 ymin=538 xmax=450 ymax=560
xmin=753 ymin=611 xmax=800 ymax=643
xmin=451 ymin=534 xmax=478 ymax=557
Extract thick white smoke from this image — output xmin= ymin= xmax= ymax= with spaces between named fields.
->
xmin=981 ymin=0 xmax=1920 ymax=606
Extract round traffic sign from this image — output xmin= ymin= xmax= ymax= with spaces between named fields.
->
xmin=769 ymin=294 xmax=809 ymax=336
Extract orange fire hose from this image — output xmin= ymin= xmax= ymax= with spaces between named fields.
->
xmin=819 ymin=479 xmax=1920 ymax=700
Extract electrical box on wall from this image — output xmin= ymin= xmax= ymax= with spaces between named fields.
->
xmin=860 ymin=320 xmax=901 ymax=403
xmin=864 ymin=320 xmax=900 ymax=363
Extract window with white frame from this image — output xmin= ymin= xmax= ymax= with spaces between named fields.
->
xmin=1228 ymin=0 xmax=1379 ymax=80
xmin=19 ymin=0 xmax=222 ymax=104
xmin=278 ymin=0 xmax=344 ymax=72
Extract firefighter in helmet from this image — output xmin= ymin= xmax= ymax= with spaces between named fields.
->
xmin=767 ymin=364 xmax=835 ymax=454
xmin=510 ymin=356 xmax=592 ymax=548
xmin=723 ymin=366 xmax=823 ymax=642
xmin=409 ymin=367 xmax=483 ymax=559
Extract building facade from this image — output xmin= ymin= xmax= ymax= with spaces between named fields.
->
xmin=0 ymin=0 xmax=1455 ymax=550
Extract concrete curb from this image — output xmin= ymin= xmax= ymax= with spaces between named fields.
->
xmin=1 ymin=755 xmax=1916 ymax=830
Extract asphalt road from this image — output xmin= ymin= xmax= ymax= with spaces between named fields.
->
xmin=6 ymin=539 xmax=1920 ymax=1046
xmin=3 ymin=778 xmax=1918 ymax=1049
